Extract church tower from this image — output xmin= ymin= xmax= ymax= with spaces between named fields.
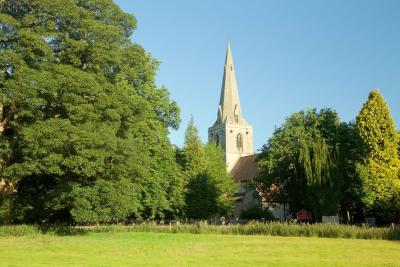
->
xmin=208 ymin=43 xmax=254 ymax=172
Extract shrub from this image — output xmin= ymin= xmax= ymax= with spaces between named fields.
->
xmin=0 ymin=198 xmax=12 ymax=225
xmin=240 ymin=203 xmax=274 ymax=220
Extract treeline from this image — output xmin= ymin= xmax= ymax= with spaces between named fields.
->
xmin=0 ymin=0 xmax=399 ymax=226
xmin=0 ymin=0 xmax=235 ymax=224
xmin=256 ymin=90 xmax=400 ymax=225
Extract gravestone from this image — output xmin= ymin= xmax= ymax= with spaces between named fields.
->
xmin=322 ymin=215 xmax=339 ymax=224
xmin=365 ymin=217 xmax=376 ymax=226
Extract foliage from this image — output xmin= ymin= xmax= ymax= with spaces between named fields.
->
xmin=181 ymin=117 xmax=204 ymax=175
xmin=397 ymin=131 xmax=400 ymax=158
xmin=356 ymin=89 xmax=400 ymax=223
xmin=296 ymin=140 xmax=341 ymax=216
xmin=336 ymin=122 xmax=366 ymax=223
xmin=257 ymin=94 xmax=399 ymax=224
xmin=203 ymin=143 xmax=237 ymax=216
xmin=181 ymin=118 xmax=236 ymax=219
xmin=0 ymin=197 xmax=12 ymax=224
xmin=69 ymin=179 xmax=140 ymax=224
xmin=240 ymin=203 xmax=274 ymax=220
xmin=0 ymin=0 xmax=184 ymax=223
xmin=257 ymin=109 xmax=344 ymax=220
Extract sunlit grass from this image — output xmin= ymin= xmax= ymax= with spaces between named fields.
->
xmin=1 ymin=231 xmax=400 ymax=267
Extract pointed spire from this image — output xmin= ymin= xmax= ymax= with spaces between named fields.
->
xmin=218 ymin=43 xmax=243 ymax=124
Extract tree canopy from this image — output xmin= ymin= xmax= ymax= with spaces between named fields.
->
xmin=0 ymin=0 xmax=184 ymax=223
xmin=356 ymin=89 xmax=400 ymax=223
xmin=180 ymin=118 xmax=236 ymax=219
xmin=256 ymin=91 xmax=400 ymax=224
xmin=257 ymin=109 xmax=344 ymax=220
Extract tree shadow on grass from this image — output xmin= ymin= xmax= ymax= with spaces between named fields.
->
xmin=38 ymin=224 xmax=88 ymax=236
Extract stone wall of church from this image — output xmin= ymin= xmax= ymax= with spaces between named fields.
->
xmin=224 ymin=123 xmax=253 ymax=172
xmin=209 ymin=123 xmax=253 ymax=171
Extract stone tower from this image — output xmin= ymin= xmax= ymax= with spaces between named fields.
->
xmin=208 ymin=43 xmax=254 ymax=172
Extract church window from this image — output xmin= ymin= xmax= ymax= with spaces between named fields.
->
xmin=236 ymin=133 xmax=243 ymax=150
xmin=216 ymin=134 xmax=220 ymax=146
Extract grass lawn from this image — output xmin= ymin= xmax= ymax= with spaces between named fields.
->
xmin=1 ymin=232 xmax=400 ymax=267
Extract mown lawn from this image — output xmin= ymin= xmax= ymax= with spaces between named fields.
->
xmin=1 ymin=231 xmax=400 ymax=267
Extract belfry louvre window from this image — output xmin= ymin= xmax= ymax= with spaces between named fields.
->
xmin=236 ymin=133 xmax=243 ymax=150
xmin=234 ymin=105 xmax=239 ymax=123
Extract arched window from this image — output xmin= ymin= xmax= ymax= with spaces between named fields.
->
xmin=236 ymin=133 xmax=243 ymax=150
xmin=216 ymin=134 xmax=220 ymax=146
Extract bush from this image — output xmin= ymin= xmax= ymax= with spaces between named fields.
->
xmin=240 ymin=204 xmax=274 ymax=220
xmin=0 ymin=198 xmax=12 ymax=225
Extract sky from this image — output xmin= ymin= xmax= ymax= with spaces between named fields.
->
xmin=115 ymin=0 xmax=400 ymax=151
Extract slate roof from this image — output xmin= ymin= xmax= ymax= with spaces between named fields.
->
xmin=231 ymin=154 xmax=259 ymax=182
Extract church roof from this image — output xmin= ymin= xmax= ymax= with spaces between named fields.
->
xmin=231 ymin=154 xmax=259 ymax=182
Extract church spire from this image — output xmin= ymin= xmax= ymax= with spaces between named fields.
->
xmin=208 ymin=43 xmax=254 ymax=171
xmin=217 ymin=43 xmax=243 ymax=124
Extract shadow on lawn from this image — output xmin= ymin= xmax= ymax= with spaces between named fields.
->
xmin=38 ymin=224 xmax=88 ymax=236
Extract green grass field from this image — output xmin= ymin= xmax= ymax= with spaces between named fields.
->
xmin=1 ymin=231 xmax=400 ymax=267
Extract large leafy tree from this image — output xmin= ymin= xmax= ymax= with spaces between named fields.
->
xmin=0 ymin=0 xmax=184 ymax=223
xmin=181 ymin=118 xmax=236 ymax=219
xmin=336 ymin=122 xmax=367 ymax=223
xmin=356 ymin=90 xmax=400 ymax=223
xmin=257 ymin=109 xmax=344 ymax=220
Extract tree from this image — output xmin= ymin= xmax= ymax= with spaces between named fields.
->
xmin=181 ymin=119 xmax=236 ymax=219
xmin=203 ymin=143 xmax=237 ymax=217
xmin=182 ymin=117 xmax=204 ymax=175
xmin=0 ymin=0 xmax=184 ymax=223
xmin=356 ymin=89 xmax=400 ymax=223
xmin=337 ymin=122 xmax=367 ymax=223
xmin=257 ymin=109 xmax=344 ymax=220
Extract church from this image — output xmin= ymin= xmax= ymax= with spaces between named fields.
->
xmin=208 ymin=44 xmax=287 ymax=219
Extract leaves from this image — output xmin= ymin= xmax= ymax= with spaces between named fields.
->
xmin=0 ymin=0 xmax=184 ymax=223
xmin=356 ymin=89 xmax=400 ymax=213
xmin=257 ymin=109 xmax=343 ymax=219
xmin=181 ymin=119 xmax=236 ymax=219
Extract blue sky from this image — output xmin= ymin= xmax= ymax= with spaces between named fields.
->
xmin=115 ymin=0 xmax=400 ymax=151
